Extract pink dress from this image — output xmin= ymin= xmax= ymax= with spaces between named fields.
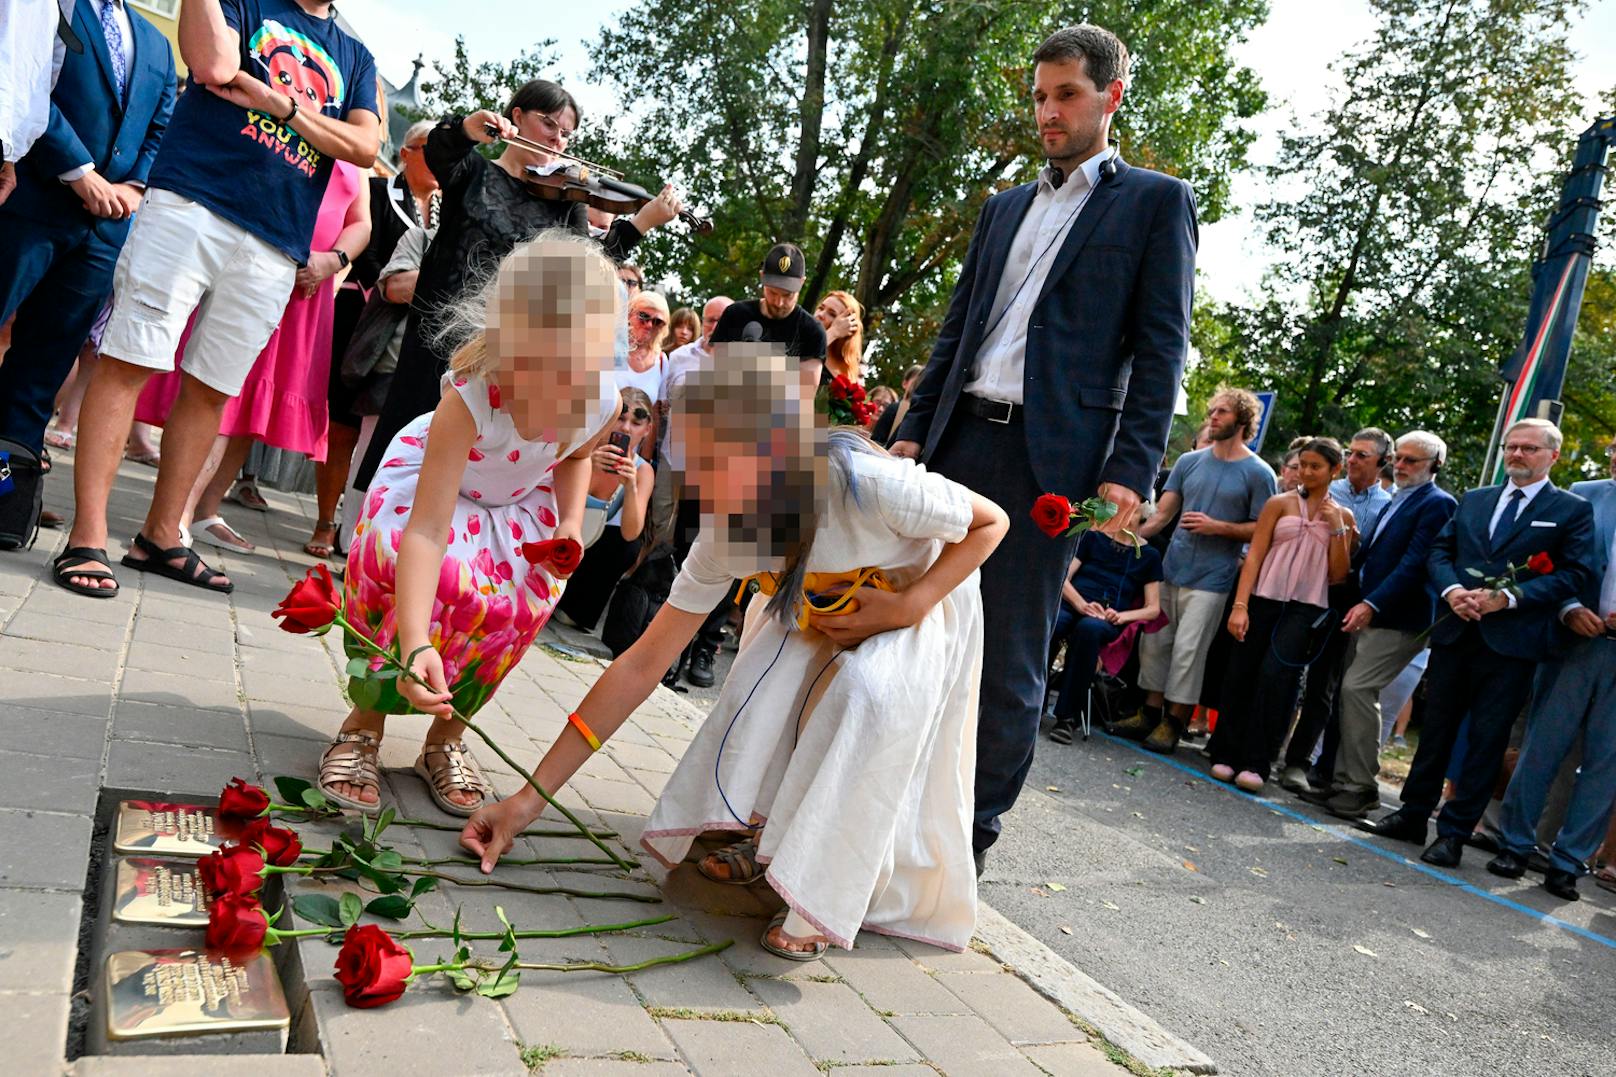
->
xmin=134 ymin=161 xmax=363 ymax=462
xmin=1252 ymin=497 xmax=1332 ymax=608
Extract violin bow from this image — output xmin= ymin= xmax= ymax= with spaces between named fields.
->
xmin=482 ymin=123 xmax=623 ymax=179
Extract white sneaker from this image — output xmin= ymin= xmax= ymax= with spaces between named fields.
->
xmin=1279 ymin=765 xmax=1313 ymax=793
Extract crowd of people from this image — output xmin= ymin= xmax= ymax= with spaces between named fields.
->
xmin=2 ymin=5 xmax=1611 ymax=967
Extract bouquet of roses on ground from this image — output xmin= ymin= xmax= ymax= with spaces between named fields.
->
xmin=1030 ymin=492 xmax=1142 ymax=552
xmin=1415 ymin=552 xmax=1554 ymax=641
xmin=823 ymin=374 xmax=881 ymax=428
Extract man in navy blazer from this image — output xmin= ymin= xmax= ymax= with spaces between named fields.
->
xmin=1361 ymin=420 xmax=1598 ymax=868
xmin=890 ymin=25 xmax=1196 ymax=870
xmin=1311 ymin=431 xmax=1457 ymax=819
xmin=0 ymin=0 xmax=175 ymax=463
xmin=1486 ymin=442 xmax=1616 ymax=901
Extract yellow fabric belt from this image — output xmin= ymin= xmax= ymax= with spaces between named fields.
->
xmin=742 ymin=567 xmax=896 ymax=630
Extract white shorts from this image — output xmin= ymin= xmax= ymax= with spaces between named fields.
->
xmin=100 ymin=188 xmax=295 ymax=397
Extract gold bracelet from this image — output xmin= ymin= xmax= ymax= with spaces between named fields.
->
xmin=1232 ymin=601 xmax=1248 ymax=610
xmin=566 ymin=711 xmax=602 ymax=752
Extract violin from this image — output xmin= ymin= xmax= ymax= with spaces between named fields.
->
xmin=485 ymin=123 xmax=713 ymax=235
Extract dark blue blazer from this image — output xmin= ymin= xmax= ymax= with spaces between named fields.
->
xmin=1426 ymin=482 xmax=1598 ymax=660
xmin=895 ymin=158 xmax=1197 ymax=499
xmin=1 ymin=0 xmax=175 ymax=244
xmin=1355 ymin=481 xmax=1457 ymax=633
xmin=1567 ymin=479 xmax=1615 ymax=612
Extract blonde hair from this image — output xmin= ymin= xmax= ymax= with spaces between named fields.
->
xmin=629 ymin=290 xmax=671 ymax=354
xmin=442 ymin=229 xmax=620 ymax=380
xmin=820 ymin=290 xmax=864 ymax=382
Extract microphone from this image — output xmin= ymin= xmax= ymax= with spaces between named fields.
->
xmin=1299 ymin=485 xmax=1311 ymax=500
xmin=741 ymin=322 xmax=763 ymax=342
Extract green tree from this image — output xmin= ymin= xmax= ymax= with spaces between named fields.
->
xmin=588 ymin=0 xmax=1268 ymax=383
xmin=411 ymin=37 xmax=560 ymax=131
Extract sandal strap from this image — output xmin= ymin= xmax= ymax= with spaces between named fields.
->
xmin=320 ymin=731 xmax=382 ymax=789
xmin=133 ymin=532 xmax=227 ymax=585
xmin=710 ymin=838 xmax=762 ymax=880
xmin=420 ymin=741 xmax=488 ymax=795
xmin=55 ymin=545 xmax=111 ymax=569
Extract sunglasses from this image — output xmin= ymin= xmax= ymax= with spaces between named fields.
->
xmin=633 ymin=310 xmax=666 ymax=328
xmin=621 ymin=407 xmax=651 ymax=422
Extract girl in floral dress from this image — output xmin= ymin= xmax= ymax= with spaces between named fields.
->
xmin=317 ymin=232 xmax=621 ymax=816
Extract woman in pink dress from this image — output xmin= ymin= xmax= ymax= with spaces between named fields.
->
xmin=134 ymin=161 xmax=371 ymax=551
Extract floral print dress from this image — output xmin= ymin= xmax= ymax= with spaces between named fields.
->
xmin=343 ymin=371 xmax=616 ymax=716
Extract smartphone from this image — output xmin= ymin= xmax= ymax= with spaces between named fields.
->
xmin=608 ymin=431 xmax=632 ymax=456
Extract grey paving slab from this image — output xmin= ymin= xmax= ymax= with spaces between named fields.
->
xmin=936 ymin=971 xmax=1085 ymax=1045
xmin=71 ymin=1054 xmax=329 ymax=1075
xmin=540 ymin=1061 xmax=689 ymax=1077
xmin=18 ymin=588 xmax=138 ymax=626
xmin=0 ymin=704 xmax=109 ymax=760
xmin=889 ymin=934 xmax=1005 ymax=973
xmin=828 ymin=1067 xmax=937 ymax=1077
xmin=238 ymin=643 xmax=340 ymax=681
xmin=112 ymin=698 xmax=253 ymax=753
xmin=0 ymin=809 xmax=93 ymax=888
xmin=601 ymin=738 xmax=680 ymax=774
xmin=242 ymin=666 xmax=341 ymax=709
xmin=309 ymin=985 xmax=526 ymax=1076
xmin=2 ymin=990 xmax=70 ymax=1074
xmin=500 ymin=952 xmax=678 ymax=1060
xmin=105 ymin=739 xmax=257 ymax=796
xmin=7 ymin=609 xmax=131 ymax=650
xmin=247 ymin=701 xmax=341 ymax=742
xmin=124 ymin=639 xmax=239 ymax=681
xmin=600 ymin=935 xmax=764 ymax=1013
xmin=0 ymin=748 xmax=100 ymax=814
xmin=252 ymin=731 xmax=331 ymax=783
xmin=118 ymin=666 xmax=243 ymax=713
xmin=823 ymin=942 xmax=969 ymax=1016
xmin=130 ymin=615 xmax=238 ymax=656
xmin=750 ymin=978 xmax=920 ymax=1064
xmin=658 ymin=1019 xmax=820 ymax=1077
xmin=676 ymin=909 xmax=831 ymax=978
xmin=1 ymin=635 xmax=121 ymax=683
xmin=5 ymin=672 xmax=115 ymax=716
xmin=0 ymin=889 xmax=83 ymax=991
xmin=889 ymin=1013 xmax=1044 ymax=1077
xmin=1023 ymin=1041 xmax=1125 ymax=1075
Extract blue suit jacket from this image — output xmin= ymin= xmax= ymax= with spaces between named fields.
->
xmin=1426 ymin=482 xmax=1598 ymax=660
xmin=894 ymin=159 xmax=1198 ymax=499
xmin=1354 ymin=480 xmax=1457 ymax=633
xmin=1567 ymin=478 xmax=1615 ymax=612
xmin=1 ymin=0 xmax=175 ymax=244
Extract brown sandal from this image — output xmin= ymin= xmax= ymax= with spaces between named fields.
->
xmin=318 ymin=730 xmax=383 ymax=813
xmin=413 ymin=741 xmax=488 ymax=817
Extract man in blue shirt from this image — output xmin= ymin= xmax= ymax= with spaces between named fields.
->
xmin=53 ymin=0 xmax=378 ymax=600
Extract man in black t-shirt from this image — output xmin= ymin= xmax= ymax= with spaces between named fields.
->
xmin=709 ymin=242 xmax=828 ymax=389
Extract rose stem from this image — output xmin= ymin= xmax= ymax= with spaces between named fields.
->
xmin=299 ymin=848 xmax=624 ymax=868
xmin=469 ymin=939 xmax=733 ymax=974
xmin=402 ymin=867 xmax=662 ymax=902
xmin=395 ymin=914 xmax=675 ymax=941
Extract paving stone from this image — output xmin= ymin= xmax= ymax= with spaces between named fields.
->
xmin=105 ymin=739 xmax=257 ymax=796
xmin=253 ymin=732 xmax=332 ymax=783
xmin=124 ymin=639 xmax=238 ymax=681
xmin=625 ymin=767 xmax=672 ymax=797
xmin=0 ymin=809 xmax=93 ymax=888
xmin=119 ymin=666 xmax=243 ymax=713
xmin=602 ymin=738 xmax=679 ymax=774
xmin=247 ymin=701 xmax=340 ymax=742
xmin=676 ymin=909 xmax=831 ymax=978
xmin=0 ymin=749 xmax=100 ymax=814
xmin=0 ymin=704 xmax=109 ymax=760
xmin=889 ymin=934 xmax=1005 ymax=973
xmin=131 ymin=615 xmax=237 ymax=655
xmin=823 ymin=943 xmax=968 ymax=1016
xmin=71 ymin=1054 xmax=329 ymax=1075
xmin=936 ymin=971 xmax=1084 ymax=1045
xmin=10 ymin=609 xmax=128 ymax=649
xmin=0 ymin=890 xmax=83 ymax=991
xmin=829 ymin=1068 xmax=937 ymax=1077
xmin=659 ymin=1018 xmax=819 ymax=1077
xmin=309 ymin=984 xmax=526 ymax=1075
xmin=540 ymin=1061 xmax=689 ymax=1077
xmin=0 ymin=635 xmax=121 ymax=683
xmin=242 ymin=665 xmax=340 ymax=708
xmin=112 ymin=699 xmax=252 ymax=752
xmin=889 ymin=1014 xmax=1043 ymax=1077
xmin=20 ymin=587 xmax=138 ymax=625
xmin=1022 ymin=1040 xmax=1125 ymax=1075
xmin=1 ymin=990 xmax=70 ymax=1073
xmin=649 ymin=863 xmax=775 ymax=921
xmin=500 ymin=945 xmax=677 ymax=1060
xmin=600 ymin=934 xmax=764 ymax=1013
xmin=239 ymin=644 xmax=340 ymax=681
xmin=750 ymin=978 xmax=920 ymax=1064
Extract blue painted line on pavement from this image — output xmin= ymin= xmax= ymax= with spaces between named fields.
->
xmin=1095 ymin=730 xmax=1616 ymax=952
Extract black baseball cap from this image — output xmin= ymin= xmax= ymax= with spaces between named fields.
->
xmin=760 ymin=242 xmax=807 ymax=291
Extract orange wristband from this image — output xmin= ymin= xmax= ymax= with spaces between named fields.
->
xmin=566 ymin=711 xmax=602 ymax=752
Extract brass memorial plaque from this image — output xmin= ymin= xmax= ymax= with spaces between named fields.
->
xmin=104 ymin=949 xmax=289 ymax=1040
xmin=112 ymin=800 xmax=225 ymax=857
xmin=112 ymin=858 xmax=211 ymax=927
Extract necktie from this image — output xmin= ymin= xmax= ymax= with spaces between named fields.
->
xmin=1493 ymin=488 xmax=1524 ymax=538
xmin=100 ymin=0 xmax=126 ymax=98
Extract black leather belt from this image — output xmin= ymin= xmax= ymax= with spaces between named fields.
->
xmin=962 ymin=394 xmax=1021 ymax=423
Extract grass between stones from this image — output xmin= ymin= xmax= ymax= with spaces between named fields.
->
xmin=645 ymin=1006 xmax=781 ymax=1024
xmin=519 ymin=1043 xmax=565 ymax=1069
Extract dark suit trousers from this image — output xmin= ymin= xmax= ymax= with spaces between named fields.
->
xmin=928 ymin=411 xmax=1079 ymax=852
xmin=0 ymin=219 xmax=121 ymax=453
xmin=1398 ymin=623 xmax=1536 ymax=838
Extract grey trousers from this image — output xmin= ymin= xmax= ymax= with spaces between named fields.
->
xmin=1334 ymin=626 xmax=1426 ymax=794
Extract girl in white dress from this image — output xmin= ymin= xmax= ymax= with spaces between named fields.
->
xmin=463 ymin=350 xmax=1007 ymax=957
xmin=318 ymin=232 xmax=621 ymax=818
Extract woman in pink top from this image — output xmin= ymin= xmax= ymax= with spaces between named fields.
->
xmin=1207 ymin=438 xmax=1356 ymax=792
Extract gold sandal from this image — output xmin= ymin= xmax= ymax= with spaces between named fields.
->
xmin=318 ymin=730 xmax=384 ymax=814
xmin=413 ymin=741 xmax=489 ymax=817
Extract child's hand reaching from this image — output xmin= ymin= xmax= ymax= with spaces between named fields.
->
xmin=460 ymin=796 xmax=542 ymax=873
xmin=399 ymin=645 xmax=455 ymax=718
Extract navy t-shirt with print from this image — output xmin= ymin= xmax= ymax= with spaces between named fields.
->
xmin=146 ymin=0 xmax=376 ymax=264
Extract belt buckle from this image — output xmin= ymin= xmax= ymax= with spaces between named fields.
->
xmin=984 ymin=398 xmax=1013 ymax=424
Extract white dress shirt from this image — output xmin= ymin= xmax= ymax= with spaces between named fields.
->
xmin=963 ymin=146 xmax=1112 ymax=404
xmin=0 ymin=0 xmax=70 ymax=162
xmin=58 ymin=0 xmax=136 ymax=183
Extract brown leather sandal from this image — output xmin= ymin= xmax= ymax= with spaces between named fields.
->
xmin=413 ymin=741 xmax=488 ymax=817
xmin=318 ymin=730 xmax=383 ymax=813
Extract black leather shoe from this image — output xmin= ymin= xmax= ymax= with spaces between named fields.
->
xmin=1357 ymin=809 xmax=1427 ymax=845
xmin=1420 ymin=835 xmax=1465 ymax=868
xmin=1542 ymin=869 xmax=1580 ymax=901
xmin=1485 ymin=850 xmax=1528 ymax=879
xmin=685 ymin=650 xmax=716 ymax=688
xmin=973 ymin=849 xmax=987 ymax=879
xmin=1526 ymin=850 xmax=1555 ymax=876
xmin=1466 ymin=831 xmax=1502 ymax=855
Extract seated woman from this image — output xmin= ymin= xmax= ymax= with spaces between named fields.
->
xmin=553 ymin=387 xmax=656 ymax=632
xmin=462 ymin=349 xmax=1008 ymax=959
xmin=1046 ymin=530 xmax=1162 ymax=744
xmin=1207 ymin=438 xmax=1355 ymax=793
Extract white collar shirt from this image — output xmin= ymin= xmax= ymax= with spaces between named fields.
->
xmin=93 ymin=0 xmax=135 ymax=76
xmin=963 ymin=146 xmax=1111 ymax=405
xmin=1 ymin=0 xmax=67 ymax=161
xmin=1488 ymin=475 xmax=1550 ymax=539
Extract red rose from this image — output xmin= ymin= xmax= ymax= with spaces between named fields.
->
xmin=851 ymin=383 xmax=867 ymax=403
xmin=197 ymin=845 xmax=267 ymax=898
xmin=1031 ymin=493 xmax=1074 ymax=539
xmin=206 ymin=893 xmax=269 ymax=953
xmin=830 ymin=377 xmax=850 ymax=402
xmin=334 ymin=925 xmax=415 ymax=1009
xmin=1526 ymin=552 xmax=1554 ymax=576
xmin=217 ymin=778 xmax=271 ymax=824
xmin=272 ymin=564 xmax=341 ymax=634
xmin=241 ymin=819 xmax=302 ymax=867
xmin=520 ymin=538 xmax=583 ymax=576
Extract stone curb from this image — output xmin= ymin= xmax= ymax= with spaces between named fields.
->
xmin=972 ymin=903 xmax=1218 ymax=1074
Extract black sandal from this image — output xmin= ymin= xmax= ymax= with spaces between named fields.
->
xmin=120 ymin=532 xmax=234 ymax=593
xmin=52 ymin=546 xmax=120 ymax=598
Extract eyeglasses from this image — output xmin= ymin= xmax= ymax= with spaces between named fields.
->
xmin=1346 ymin=449 xmax=1379 ymax=460
xmin=620 ymin=276 xmax=643 ymax=291
xmin=621 ymin=407 xmax=651 ymax=422
xmin=1393 ymin=453 xmax=1433 ymax=465
xmin=633 ymin=310 xmax=666 ymax=329
xmin=532 ymin=111 xmax=575 ymax=142
xmin=1503 ymin=443 xmax=1547 ymax=454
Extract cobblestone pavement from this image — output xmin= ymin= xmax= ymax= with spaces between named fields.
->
xmin=1 ymin=453 xmax=1140 ymax=1076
